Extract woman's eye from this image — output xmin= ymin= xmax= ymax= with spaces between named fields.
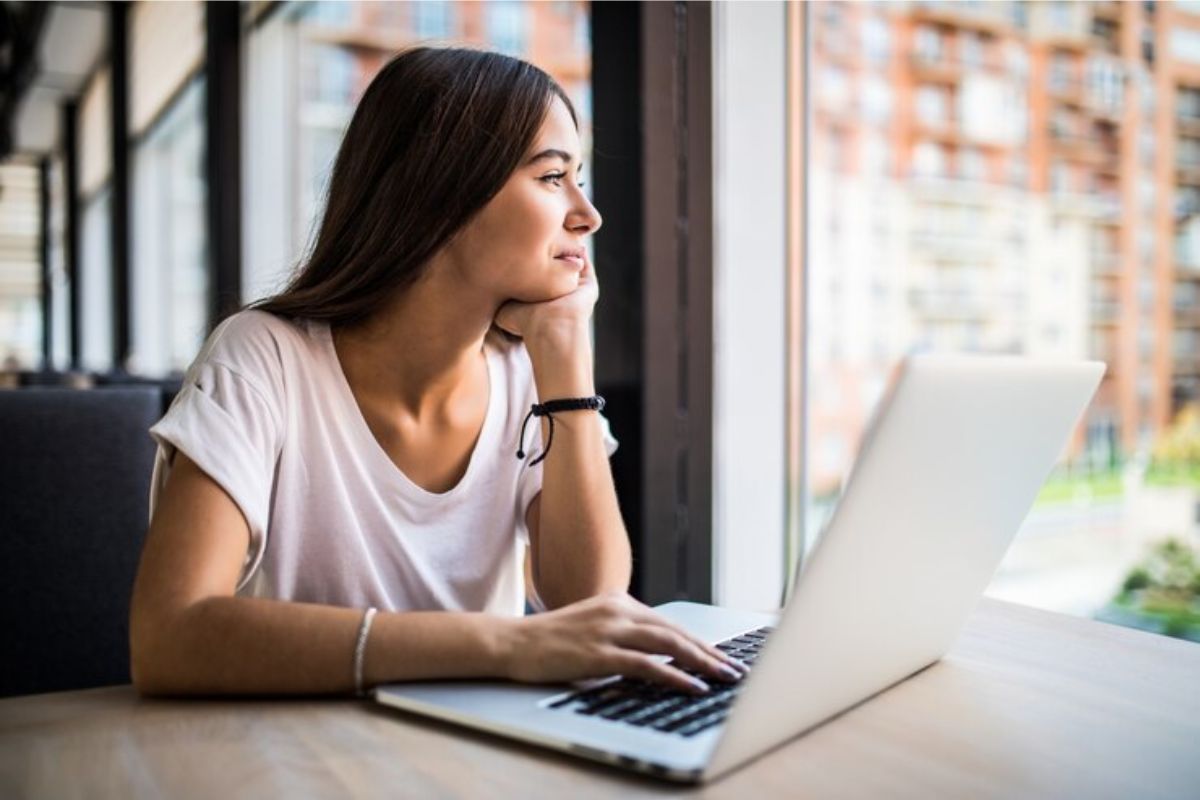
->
xmin=540 ymin=172 xmax=586 ymax=189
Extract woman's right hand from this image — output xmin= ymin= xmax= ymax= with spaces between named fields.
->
xmin=499 ymin=592 xmax=750 ymax=694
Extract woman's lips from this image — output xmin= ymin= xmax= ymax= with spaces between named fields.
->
xmin=556 ymin=255 xmax=584 ymax=269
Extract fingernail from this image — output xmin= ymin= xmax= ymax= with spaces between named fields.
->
xmin=718 ymin=664 xmax=741 ymax=681
xmin=690 ymin=676 xmax=710 ymax=693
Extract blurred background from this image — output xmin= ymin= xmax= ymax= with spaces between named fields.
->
xmin=1 ymin=0 xmax=1197 ymax=642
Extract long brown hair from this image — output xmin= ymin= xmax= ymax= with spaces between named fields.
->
xmin=249 ymin=46 xmax=578 ymax=326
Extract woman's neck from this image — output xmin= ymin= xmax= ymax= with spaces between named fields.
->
xmin=331 ymin=273 xmax=495 ymax=424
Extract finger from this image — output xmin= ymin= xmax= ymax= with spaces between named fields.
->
xmin=608 ymin=650 xmax=710 ymax=695
xmin=615 ymin=624 xmax=742 ymax=684
xmin=615 ymin=600 xmax=750 ymax=675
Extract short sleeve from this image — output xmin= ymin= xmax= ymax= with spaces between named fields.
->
xmin=514 ymin=411 xmax=619 ymax=547
xmin=148 ymin=360 xmax=283 ymax=591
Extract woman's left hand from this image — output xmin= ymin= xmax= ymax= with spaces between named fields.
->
xmin=493 ymin=254 xmax=599 ymax=345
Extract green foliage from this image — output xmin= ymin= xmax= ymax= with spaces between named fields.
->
xmin=1107 ymin=538 xmax=1200 ymax=641
xmin=1147 ymin=405 xmax=1200 ymax=488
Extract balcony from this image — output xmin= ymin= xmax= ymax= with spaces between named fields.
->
xmin=1177 ymin=114 xmax=1200 ymax=137
xmin=1091 ymin=301 xmax=1121 ymax=326
xmin=910 ymin=52 xmax=964 ymax=85
xmin=1173 ymin=353 xmax=1200 ymax=377
xmin=1089 ymin=250 xmax=1122 ymax=276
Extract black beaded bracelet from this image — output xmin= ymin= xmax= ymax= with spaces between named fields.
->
xmin=516 ymin=395 xmax=606 ymax=466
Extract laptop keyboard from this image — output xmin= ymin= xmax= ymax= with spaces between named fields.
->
xmin=544 ymin=626 xmax=774 ymax=738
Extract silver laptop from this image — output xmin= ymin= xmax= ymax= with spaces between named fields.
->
xmin=375 ymin=355 xmax=1104 ymax=783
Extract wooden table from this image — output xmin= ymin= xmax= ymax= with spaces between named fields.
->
xmin=2 ymin=598 xmax=1197 ymax=799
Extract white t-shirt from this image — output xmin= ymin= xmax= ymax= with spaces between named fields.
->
xmin=147 ymin=309 xmax=618 ymax=616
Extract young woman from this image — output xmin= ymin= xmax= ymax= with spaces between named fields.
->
xmin=129 ymin=47 xmax=746 ymax=698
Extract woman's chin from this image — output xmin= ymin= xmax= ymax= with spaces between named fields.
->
xmin=517 ymin=276 xmax=580 ymax=303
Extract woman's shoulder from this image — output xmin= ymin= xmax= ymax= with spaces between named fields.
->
xmin=192 ymin=309 xmax=315 ymax=384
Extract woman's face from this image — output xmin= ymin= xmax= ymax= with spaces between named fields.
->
xmin=443 ymin=95 xmax=602 ymax=305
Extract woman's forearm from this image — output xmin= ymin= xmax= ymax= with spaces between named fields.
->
xmin=131 ymin=595 xmax=513 ymax=696
xmin=525 ymin=324 xmax=633 ymax=608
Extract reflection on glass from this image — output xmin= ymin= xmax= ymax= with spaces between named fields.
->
xmin=805 ymin=1 xmax=1200 ymax=635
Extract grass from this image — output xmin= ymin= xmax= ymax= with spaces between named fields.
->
xmin=1034 ymin=470 xmax=1125 ymax=506
xmin=1144 ymin=463 xmax=1200 ymax=488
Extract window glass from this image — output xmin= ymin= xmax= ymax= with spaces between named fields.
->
xmin=131 ymin=79 xmax=208 ymax=376
xmin=414 ymin=0 xmax=456 ymax=39
xmin=803 ymin=2 xmax=1200 ymax=635
xmin=47 ymin=157 xmax=71 ymax=370
xmin=0 ymin=162 xmax=42 ymax=369
xmin=80 ymin=187 xmax=113 ymax=373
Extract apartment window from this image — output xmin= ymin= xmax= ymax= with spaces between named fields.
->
xmin=1050 ymin=160 xmax=1071 ymax=194
xmin=487 ymin=1 xmax=529 ymax=56
xmin=961 ymin=32 xmax=984 ymax=69
xmin=818 ymin=66 xmax=850 ymax=112
xmin=913 ymin=141 xmax=946 ymax=178
xmin=915 ymin=25 xmax=941 ymax=64
xmin=1049 ymin=52 xmax=1073 ymax=92
xmin=863 ymin=133 xmax=891 ymax=175
xmin=1170 ymin=29 xmax=1200 ymax=67
xmin=862 ymin=76 xmax=892 ymax=123
xmin=414 ymin=0 xmax=455 ymax=39
xmin=862 ymin=15 xmax=890 ymax=65
xmin=303 ymin=44 xmax=357 ymax=107
xmin=960 ymin=147 xmax=987 ymax=182
xmin=915 ymin=84 xmax=947 ymax=126
xmin=1049 ymin=1 xmax=1073 ymax=33
xmin=1177 ymin=87 xmax=1200 ymax=120
xmin=1180 ymin=137 xmax=1200 ymax=169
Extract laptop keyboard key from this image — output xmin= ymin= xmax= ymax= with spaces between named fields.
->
xmin=547 ymin=626 xmax=773 ymax=738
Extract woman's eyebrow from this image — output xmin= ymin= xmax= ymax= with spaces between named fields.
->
xmin=526 ymin=148 xmax=578 ymax=167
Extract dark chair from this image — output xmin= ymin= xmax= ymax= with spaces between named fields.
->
xmin=0 ymin=387 xmax=160 ymax=697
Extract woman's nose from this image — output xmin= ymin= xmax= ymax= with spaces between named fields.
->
xmin=569 ymin=192 xmax=603 ymax=236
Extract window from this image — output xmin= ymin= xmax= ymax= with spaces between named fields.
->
xmin=862 ymin=15 xmax=890 ymax=65
xmin=1178 ymin=87 xmax=1200 ymax=121
xmin=862 ymin=76 xmax=892 ymax=123
xmin=915 ymin=25 xmax=941 ymax=64
xmin=960 ymin=32 xmax=984 ymax=69
xmin=960 ymin=147 xmax=987 ymax=182
xmin=803 ymin=2 xmax=1193 ymax=635
xmin=79 ymin=188 xmax=113 ymax=373
xmin=1049 ymin=52 xmax=1074 ymax=92
xmin=414 ymin=0 xmax=455 ymax=39
xmin=913 ymin=141 xmax=946 ymax=178
xmin=915 ymin=84 xmax=947 ymax=126
xmin=131 ymin=79 xmax=208 ymax=376
xmin=487 ymin=1 xmax=529 ymax=56
xmin=1170 ymin=29 xmax=1200 ymax=66
xmin=0 ymin=163 xmax=41 ymax=369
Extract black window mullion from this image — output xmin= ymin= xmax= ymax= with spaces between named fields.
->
xmin=38 ymin=157 xmax=51 ymax=370
xmin=62 ymin=101 xmax=81 ymax=371
xmin=109 ymin=1 xmax=131 ymax=372
xmin=205 ymin=0 xmax=243 ymax=330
